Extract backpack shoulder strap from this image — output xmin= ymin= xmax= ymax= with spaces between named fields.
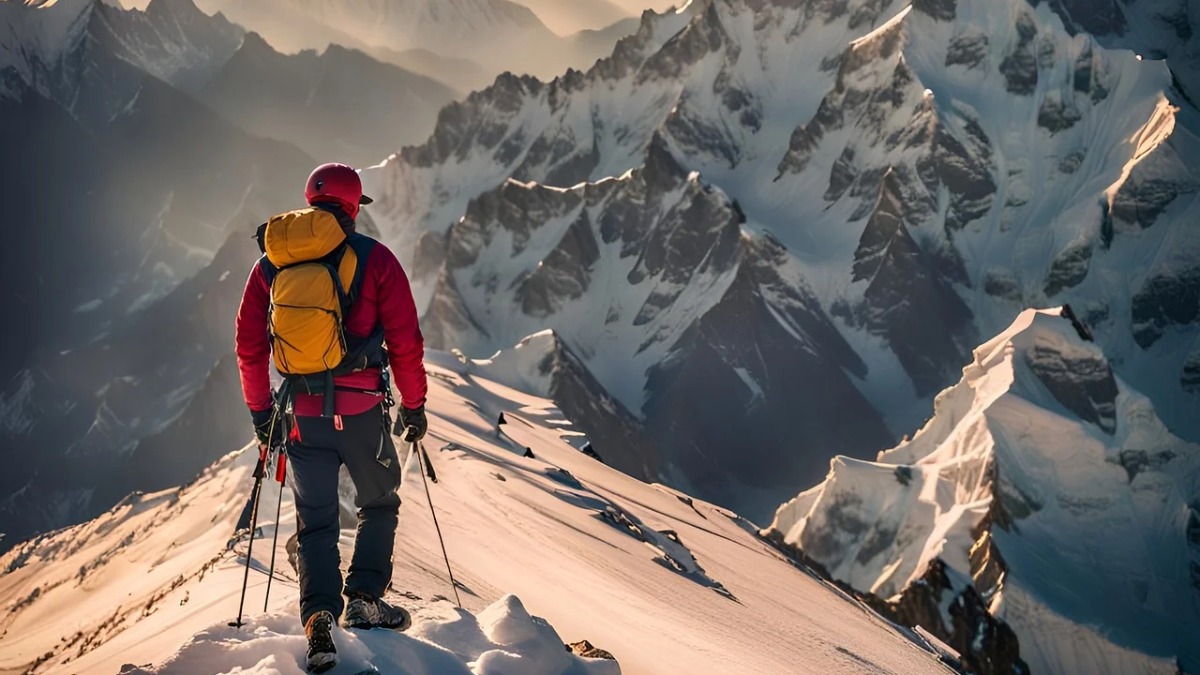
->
xmin=344 ymin=233 xmax=378 ymax=304
xmin=257 ymin=255 xmax=278 ymax=286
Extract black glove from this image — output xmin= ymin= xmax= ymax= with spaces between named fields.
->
xmin=394 ymin=405 xmax=427 ymax=442
xmin=251 ymin=408 xmax=283 ymax=448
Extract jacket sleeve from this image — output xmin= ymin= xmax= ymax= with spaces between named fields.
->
xmin=371 ymin=244 xmax=428 ymax=409
xmin=235 ymin=262 xmax=274 ymax=412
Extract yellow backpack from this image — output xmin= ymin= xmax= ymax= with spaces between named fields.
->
xmin=257 ymin=207 xmax=383 ymax=415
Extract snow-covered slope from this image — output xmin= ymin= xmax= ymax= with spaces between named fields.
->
xmin=765 ymin=307 xmax=1200 ymax=675
xmin=0 ymin=345 xmax=949 ymax=675
xmin=362 ymin=0 xmax=1200 ymax=521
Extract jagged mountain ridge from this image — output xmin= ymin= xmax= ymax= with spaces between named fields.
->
xmin=364 ymin=0 xmax=1200 ymax=520
xmin=765 ymin=307 xmax=1200 ymax=675
xmin=424 ymin=137 xmax=891 ymax=514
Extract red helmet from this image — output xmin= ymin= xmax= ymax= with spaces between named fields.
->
xmin=304 ymin=162 xmax=373 ymax=220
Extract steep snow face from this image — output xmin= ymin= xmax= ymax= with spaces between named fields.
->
xmin=364 ymin=0 xmax=1200 ymax=520
xmin=766 ymin=308 xmax=1200 ymax=675
xmin=0 ymin=346 xmax=948 ymax=675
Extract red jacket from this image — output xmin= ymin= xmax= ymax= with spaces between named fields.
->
xmin=235 ymin=237 xmax=427 ymax=417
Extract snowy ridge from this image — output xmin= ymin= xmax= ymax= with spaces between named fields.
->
xmin=0 ymin=343 xmax=949 ymax=675
xmin=765 ymin=307 xmax=1200 ymax=674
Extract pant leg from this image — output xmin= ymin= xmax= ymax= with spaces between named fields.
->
xmin=338 ymin=406 xmax=402 ymax=598
xmin=288 ymin=422 xmax=346 ymax=623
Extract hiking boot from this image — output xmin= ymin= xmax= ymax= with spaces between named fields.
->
xmin=342 ymin=592 xmax=412 ymax=631
xmin=304 ymin=610 xmax=337 ymax=673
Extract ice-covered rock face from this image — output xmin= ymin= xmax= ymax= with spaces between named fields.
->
xmin=366 ymin=0 xmax=1200 ymax=520
xmin=765 ymin=308 xmax=1200 ymax=675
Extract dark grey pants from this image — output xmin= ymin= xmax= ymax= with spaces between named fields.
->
xmin=289 ymin=405 xmax=401 ymax=623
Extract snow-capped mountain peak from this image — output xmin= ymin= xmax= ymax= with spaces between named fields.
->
xmin=766 ymin=307 xmax=1200 ymax=674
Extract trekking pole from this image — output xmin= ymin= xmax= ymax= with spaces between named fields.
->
xmin=263 ymin=448 xmax=288 ymax=613
xmin=412 ymin=437 xmax=461 ymax=608
xmin=230 ymin=442 xmax=271 ymax=628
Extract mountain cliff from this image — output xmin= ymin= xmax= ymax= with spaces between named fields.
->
xmin=765 ymin=307 xmax=1200 ymax=674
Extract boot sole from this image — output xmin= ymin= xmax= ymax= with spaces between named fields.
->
xmin=344 ymin=619 xmax=412 ymax=632
xmin=307 ymin=652 xmax=337 ymax=673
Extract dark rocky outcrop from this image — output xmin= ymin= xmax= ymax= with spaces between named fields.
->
xmin=566 ymin=640 xmax=616 ymax=660
xmin=1183 ymin=347 xmax=1200 ymax=393
xmin=1040 ymin=0 xmax=1127 ymax=37
xmin=1024 ymin=341 xmax=1119 ymax=433
xmin=946 ymin=33 xmax=989 ymax=68
xmin=913 ymin=0 xmax=957 ymax=22
xmin=984 ymin=269 xmax=1023 ymax=302
xmin=1037 ymin=92 xmax=1083 ymax=133
xmin=999 ymin=12 xmax=1040 ymax=95
xmin=1114 ymin=449 xmax=1179 ymax=483
xmin=1132 ymin=269 xmax=1200 ymax=348
xmin=1044 ymin=240 xmax=1093 ymax=297
xmin=1109 ymin=178 xmax=1197 ymax=232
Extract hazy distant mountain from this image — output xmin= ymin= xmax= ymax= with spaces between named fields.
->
xmin=515 ymin=0 xmax=632 ymax=35
xmin=608 ymin=0 xmax=679 ymax=14
xmin=365 ymin=46 xmax=491 ymax=93
xmin=195 ymin=0 xmax=642 ymax=86
xmin=199 ymin=32 xmax=457 ymax=165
